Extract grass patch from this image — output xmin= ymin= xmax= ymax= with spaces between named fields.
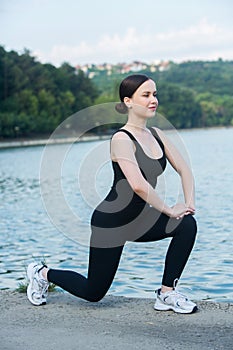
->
xmin=16 ymin=281 xmax=57 ymax=293
xmin=16 ymin=258 xmax=57 ymax=293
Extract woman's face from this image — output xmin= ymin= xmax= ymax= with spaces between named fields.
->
xmin=125 ymin=79 xmax=158 ymax=118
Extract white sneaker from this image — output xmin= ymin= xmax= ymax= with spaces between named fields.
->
xmin=27 ymin=263 xmax=49 ymax=306
xmin=154 ymin=285 xmax=197 ymax=314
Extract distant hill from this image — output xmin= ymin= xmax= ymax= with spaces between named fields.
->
xmin=77 ymin=59 xmax=233 ymax=96
xmin=0 ymin=46 xmax=233 ymax=138
xmin=82 ymin=59 xmax=233 ymax=129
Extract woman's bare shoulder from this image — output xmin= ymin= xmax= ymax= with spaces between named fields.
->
xmin=151 ymin=126 xmax=162 ymax=133
xmin=111 ymin=130 xmax=131 ymax=140
xmin=151 ymin=126 xmax=165 ymax=138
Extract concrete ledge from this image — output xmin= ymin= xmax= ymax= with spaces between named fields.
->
xmin=1 ymin=291 xmax=233 ymax=350
xmin=0 ymin=135 xmax=109 ymax=149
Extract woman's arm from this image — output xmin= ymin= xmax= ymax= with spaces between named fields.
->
xmin=154 ymin=127 xmax=196 ymax=214
xmin=111 ymin=132 xmax=190 ymax=218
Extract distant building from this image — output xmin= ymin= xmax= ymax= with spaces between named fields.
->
xmin=75 ymin=60 xmax=171 ymax=77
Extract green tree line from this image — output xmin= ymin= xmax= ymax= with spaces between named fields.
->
xmin=0 ymin=46 xmax=233 ymax=138
xmin=153 ymin=60 xmax=233 ymax=128
xmin=0 ymin=46 xmax=98 ymax=138
xmin=92 ymin=60 xmax=233 ymax=129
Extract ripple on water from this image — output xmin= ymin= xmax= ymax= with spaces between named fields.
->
xmin=1 ymin=129 xmax=233 ymax=302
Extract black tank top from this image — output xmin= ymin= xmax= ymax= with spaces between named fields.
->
xmin=91 ymin=128 xmax=167 ymax=229
xmin=111 ymin=127 xmax=167 ymax=189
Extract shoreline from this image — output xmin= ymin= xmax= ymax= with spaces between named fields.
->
xmin=0 ymin=134 xmax=110 ymax=149
xmin=1 ymin=290 xmax=233 ymax=350
xmin=1 ymin=126 xmax=232 ymax=149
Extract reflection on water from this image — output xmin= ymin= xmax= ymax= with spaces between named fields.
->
xmin=0 ymin=127 xmax=233 ymax=302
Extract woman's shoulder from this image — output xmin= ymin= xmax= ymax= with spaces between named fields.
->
xmin=150 ymin=126 xmax=165 ymax=139
xmin=150 ymin=126 xmax=162 ymax=134
xmin=111 ymin=129 xmax=135 ymax=141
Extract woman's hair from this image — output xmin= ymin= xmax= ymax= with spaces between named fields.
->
xmin=115 ymin=74 xmax=150 ymax=114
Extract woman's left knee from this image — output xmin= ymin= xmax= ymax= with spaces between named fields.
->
xmin=182 ymin=215 xmax=197 ymax=237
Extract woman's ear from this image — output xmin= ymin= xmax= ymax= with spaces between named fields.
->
xmin=123 ymin=97 xmax=132 ymax=108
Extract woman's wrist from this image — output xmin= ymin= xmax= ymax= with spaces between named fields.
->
xmin=185 ymin=202 xmax=195 ymax=210
xmin=162 ymin=205 xmax=172 ymax=217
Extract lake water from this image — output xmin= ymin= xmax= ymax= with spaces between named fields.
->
xmin=1 ymin=127 xmax=233 ymax=302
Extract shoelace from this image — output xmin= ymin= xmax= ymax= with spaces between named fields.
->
xmin=38 ymin=278 xmax=49 ymax=297
xmin=37 ymin=264 xmax=49 ymax=297
xmin=162 ymin=279 xmax=189 ymax=304
xmin=167 ymin=290 xmax=188 ymax=303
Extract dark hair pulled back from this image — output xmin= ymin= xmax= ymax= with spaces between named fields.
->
xmin=115 ymin=74 xmax=150 ymax=114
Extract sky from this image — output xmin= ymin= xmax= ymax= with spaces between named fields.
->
xmin=1 ymin=0 xmax=233 ymax=67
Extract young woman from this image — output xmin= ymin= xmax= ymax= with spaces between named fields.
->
xmin=27 ymin=74 xmax=197 ymax=314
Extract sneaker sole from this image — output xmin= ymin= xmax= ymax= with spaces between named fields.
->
xmin=154 ymin=303 xmax=198 ymax=314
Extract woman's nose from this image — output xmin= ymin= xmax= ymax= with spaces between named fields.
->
xmin=152 ymin=95 xmax=158 ymax=105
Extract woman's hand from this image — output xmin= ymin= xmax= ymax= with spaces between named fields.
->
xmin=168 ymin=203 xmax=195 ymax=220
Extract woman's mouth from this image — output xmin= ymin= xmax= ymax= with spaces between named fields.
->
xmin=149 ymin=106 xmax=157 ymax=111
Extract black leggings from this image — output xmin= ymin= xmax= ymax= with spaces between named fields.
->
xmin=48 ymin=213 xmax=197 ymax=302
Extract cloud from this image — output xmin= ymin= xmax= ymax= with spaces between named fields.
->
xmin=34 ymin=18 xmax=233 ymax=66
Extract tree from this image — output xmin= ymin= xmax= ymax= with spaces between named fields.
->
xmin=0 ymin=46 xmax=100 ymax=138
xmin=156 ymin=83 xmax=202 ymax=128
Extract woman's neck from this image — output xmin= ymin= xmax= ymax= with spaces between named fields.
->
xmin=125 ymin=114 xmax=148 ymax=130
xmin=125 ymin=121 xmax=148 ymax=133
